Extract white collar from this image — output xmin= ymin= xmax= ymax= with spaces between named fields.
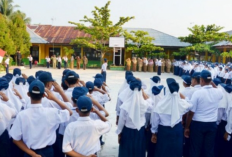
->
xmin=29 ymin=104 xmax=43 ymax=108
xmin=78 ymin=116 xmax=91 ymax=121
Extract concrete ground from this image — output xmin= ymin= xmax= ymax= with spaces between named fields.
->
xmin=1 ymin=66 xmax=185 ymax=157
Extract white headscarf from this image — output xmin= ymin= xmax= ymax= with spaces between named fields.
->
xmin=154 ymin=86 xmax=191 ymax=127
xmin=118 ymin=80 xmax=128 ymax=94
xmin=14 ymin=83 xmax=29 ymax=102
xmin=120 ymin=88 xmax=148 ymax=130
xmin=118 ymin=86 xmax=133 ymax=102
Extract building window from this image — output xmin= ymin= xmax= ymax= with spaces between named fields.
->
xmin=73 ymin=46 xmax=81 ymax=58
xmin=49 ymin=48 xmax=60 ymax=57
xmin=30 ymin=46 xmax=39 ymax=62
xmin=84 ymin=48 xmax=100 ymax=61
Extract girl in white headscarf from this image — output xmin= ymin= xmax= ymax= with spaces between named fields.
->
xmin=116 ymin=79 xmax=151 ymax=157
xmin=151 ymin=78 xmax=192 ymax=157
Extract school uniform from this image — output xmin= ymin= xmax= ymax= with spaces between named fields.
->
xmin=223 ymin=73 xmax=231 ymax=84
xmin=0 ymin=101 xmax=17 ymax=157
xmin=157 ymin=60 xmax=162 ymax=75
xmin=101 ymin=62 xmax=107 ymax=82
xmin=46 ymin=57 xmax=51 ymax=68
xmin=5 ymin=58 xmax=9 ymax=74
xmin=181 ymin=87 xmax=195 ymax=100
xmin=63 ymin=57 xmax=68 ymax=69
xmin=10 ymin=104 xmax=70 ymax=157
xmin=189 ymin=85 xmax=223 ymax=157
xmin=28 ymin=56 xmax=33 ymax=69
xmin=152 ymin=78 xmax=192 ymax=157
xmin=217 ymin=70 xmax=225 ymax=82
xmin=57 ymin=57 xmax=62 ymax=69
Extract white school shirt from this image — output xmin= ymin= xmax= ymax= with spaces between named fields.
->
xmin=57 ymin=57 xmax=62 ymax=62
xmin=181 ymin=87 xmax=195 ymax=100
xmin=10 ymin=104 xmax=70 ymax=149
xmin=0 ymin=101 xmax=17 ymax=136
xmin=223 ymin=73 xmax=229 ymax=79
xmin=63 ymin=57 xmax=68 ymax=62
xmin=46 ymin=57 xmax=51 ymax=62
xmin=64 ymin=87 xmax=75 ymax=102
xmin=101 ymin=63 xmax=107 ymax=72
xmin=229 ymin=71 xmax=232 ymax=79
xmin=157 ymin=60 xmax=162 ymax=66
xmin=91 ymin=91 xmax=109 ymax=106
xmin=28 ymin=56 xmax=33 ymax=61
xmin=62 ymin=117 xmax=111 ymax=155
xmin=190 ymin=85 xmax=223 ymax=122
xmin=225 ymin=107 xmax=232 ymax=134
xmin=218 ymin=71 xmax=225 ymax=77
xmin=5 ymin=58 xmax=9 ymax=65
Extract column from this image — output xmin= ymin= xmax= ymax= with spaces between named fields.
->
xmin=212 ymin=54 xmax=216 ymax=62
xmin=223 ymin=48 xmax=227 ymax=64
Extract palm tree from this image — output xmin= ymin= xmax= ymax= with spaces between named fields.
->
xmin=12 ymin=10 xmax=31 ymax=24
xmin=0 ymin=0 xmax=19 ymax=17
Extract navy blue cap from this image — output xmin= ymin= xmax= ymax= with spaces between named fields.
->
xmin=72 ymin=87 xmax=88 ymax=100
xmin=15 ymin=77 xmax=26 ymax=85
xmin=213 ymin=78 xmax=221 ymax=86
xmin=150 ymin=76 xmax=160 ymax=83
xmin=35 ymin=70 xmax=44 ymax=78
xmin=152 ymin=85 xmax=164 ymax=95
xmin=93 ymin=74 xmax=104 ymax=81
xmin=200 ymin=70 xmax=212 ymax=79
xmin=230 ymin=66 xmax=232 ymax=69
xmin=86 ymin=81 xmax=94 ymax=91
xmin=225 ymin=69 xmax=229 ymax=72
xmin=13 ymin=68 xmax=21 ymax=76
xmin=64 ymin=71 xmax=79 ymax=80
xmin=62 ymin=69 xmax=71 ymax=77
xmin=77 ymin=96 xmax=92 ymax=113
xmin=0 ymin=77 xmax=9 ymax=90
xmin=94 ymin=78 xmax=103 ymax=88
xmin=38 ymin=72 xmax=55 ymax=83
xmin=166 ymin=78 xmax=179 ymax=93
xmin=125 ymin=71 xmax=133 ymax=79
xmin=126 ymin=75 xmax=136 ymax=84
xmin=130 ymin=79 xmax=142 ymax=91
xmin=29 ymin=80 xmax=45 ymax=94
xmin=104 ymin=58 xmax=107 ymax=62
xmin=191 ymin=72 xmax=201 ymax=78
xmin=27 ymin=76 xmax=36 ymax=85
xmin=3 ymin=73 xmax=13 ymax=82
xmin=181 ymin=75 xmax=191 ymax=85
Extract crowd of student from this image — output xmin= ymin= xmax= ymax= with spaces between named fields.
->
xmin=1 ymin=64 xmax=232 ymax=157
xmin=0 ymin=68 xmax=111 ymax=157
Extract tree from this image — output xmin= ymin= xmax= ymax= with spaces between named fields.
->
xmin=8 ymin=12 xmax=31 ymax=55
xmin=176 ymin=24 xmax=231 ymax=61
xmin=63 ymin=47 xmax=74 ymax=56
xmin=124 ymin=30 xmax=163 ymax=57
xmin=12 ymin=10 xmax=31 ymax=24
xmin=0 ymin=13 xmax=15 ymax=54
xmin=69 ymin=1 xmax=134 ymax=62
xmin=0 ymin=0 xmax=19 ymax=17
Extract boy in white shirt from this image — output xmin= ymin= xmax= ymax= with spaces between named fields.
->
xmin=63 ymin=96 xmax=111 ymax=157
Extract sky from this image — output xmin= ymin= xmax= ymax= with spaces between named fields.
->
xmin=14 ymin=0 xmax=232 ymax=37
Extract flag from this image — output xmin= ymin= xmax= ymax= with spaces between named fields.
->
xmin=0 ymin=49 xmax=6 ymax=63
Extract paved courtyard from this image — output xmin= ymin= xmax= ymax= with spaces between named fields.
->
xmin=1 ymin=67 xmax=185 ymax=157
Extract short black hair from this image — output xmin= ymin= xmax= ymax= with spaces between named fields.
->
xmin=66 ymin=78 xmax=78 ymax=85
xmin=29 ymin=86 xmax=43 ymax=101
xmin=192 ymin=77 xmax=200 ymax=84
xmin=61 ymin=82 xmax=68 ymax=90
xmin=72 ymin=97 xmax=77 ymax=104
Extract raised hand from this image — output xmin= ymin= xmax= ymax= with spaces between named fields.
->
xmin=13 ymin=88 xmax=22 ymax=99
xmin=0 ymin=91 xmax=9 ymax=102
xmin=52 ymin=82 xmax=63 ymax=93
xmin=44 ymin=88 xmax=56 ymax=101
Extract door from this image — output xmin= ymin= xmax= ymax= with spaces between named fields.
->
xmin=49 ymin=48 xmax=60 ymax=57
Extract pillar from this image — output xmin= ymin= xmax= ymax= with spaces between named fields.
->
xmin=39 ymin=44 xmax=42 ymax=62
xmin=212 ymin=54 xmax=216 ymax=62
xmin=167 ymin=50 xmax=170 ymax=59
xmin=223 ymin=48 xmax=227 ymax=64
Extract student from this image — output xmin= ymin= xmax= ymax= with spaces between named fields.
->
xmin=10 ymin=80 xmax=72 ymax=157
xmin=116 ymin=79 xmax=151 ymax=157
xmin=12 ymin=68 xmax=22 ymax=85
xmin=35 ymin=70 xmax=44 ymax=79
xmin=0 ymin=91 xmax=17 ymax=157
xmin=151 ymin=78 xmax=192 ymax=157
xmin=191 ymin=72 xmax=201 ymax=91
xmin=26 ymin=76 xmax=36 ymax=86
xmin=27 ymin=55 xmax=33 ymax=69
xmin=3 ymin=73 xmax=13 ymax=84
xmin=223 ymin=69 xmax=230 ymax=84
xmin=181 ymin=75 xmax=195 ymax=99
xmin=101 ymin=58 xmax=107 ymax=82
xmin=93 ymin=73 xmax=110 ymax=93
xmin=215 ymin=84 xmax=232 ymax=157
xmin=57 ymin=56 xmax=62 ymax=69
xmin=64 ymin=71 xmax=80 ymax=101
xmin=46 ymin=56 xmax=51 ymax=68
xmin=5 ymin=55 xmax=10 ymax=74
xmin=14 ymin=77 xmax=29 ymax=102
xmin=63 ymin=55 xmax=68 ymax=69
xmin=157 ymin=59 xmax=162 ymax=75
xmin=62 ymin=96 xmax=111 ymax=157
xmin=184 ymin=70 xmax=223 ymax=157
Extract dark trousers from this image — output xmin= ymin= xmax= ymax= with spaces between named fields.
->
xmin=64 ymin=61 xmax=67 ymax=69
xmin=29 ymin=61 xmax=32 ymax=69
xmin=46 ymin=62 xmax=50 ymax=68
xmin=157 ymin=66 xmax=161 ymax=75
xmin=24 ymin=146 xmax=53 ymax=157
xmin=102 ymin=71 xmax=106 ymax=82
xmin=189 ymin=121 xmax=217 ymax=157
xmin=6 ymin=64 xmax=9 ymax=74
xmin=58 ymin=62 xmax=61 ymax=69
xmin=0 ymin=130 xmax=11 ymax=157
xmin=17 ymin=59 xmax=21 ymax=66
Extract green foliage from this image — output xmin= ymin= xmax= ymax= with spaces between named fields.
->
xmin=220 ymin=51 xmax=232 ymax=58
xmin=63 ymin=47 xmax=74 ymax=56
xmin=176 ymin=24 xmax=230 ymax=61
xmin=69 ymin=1 xmax=134 ymax=61
xmin=0 ymin=0 xmax=19 ymax=17
xmin=0 ymin=14 xmax=15 ymax=54
xmin=124 ymin=30 xmax=163 ymax=57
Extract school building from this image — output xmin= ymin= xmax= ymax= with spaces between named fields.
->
xmin=26 ymin=25 xmax=231 ymax=67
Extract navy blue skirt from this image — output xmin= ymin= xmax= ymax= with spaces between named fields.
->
xmin=155 ymin=122 xmax=183 ymax=157
xmin=119 ymin=126 xmax=146 ymax=157
xmin=0 ymin=130 xmax=11 ymax=157
xmin=157 ymin=66 xmax=161 ymax=75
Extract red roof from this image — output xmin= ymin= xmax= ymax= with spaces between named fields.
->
xmin=27 ymin=25 xmax=91 ymax=44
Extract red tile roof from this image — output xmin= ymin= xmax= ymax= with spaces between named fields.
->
xmin=27 ymin=25 xmax=91 ymax=44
